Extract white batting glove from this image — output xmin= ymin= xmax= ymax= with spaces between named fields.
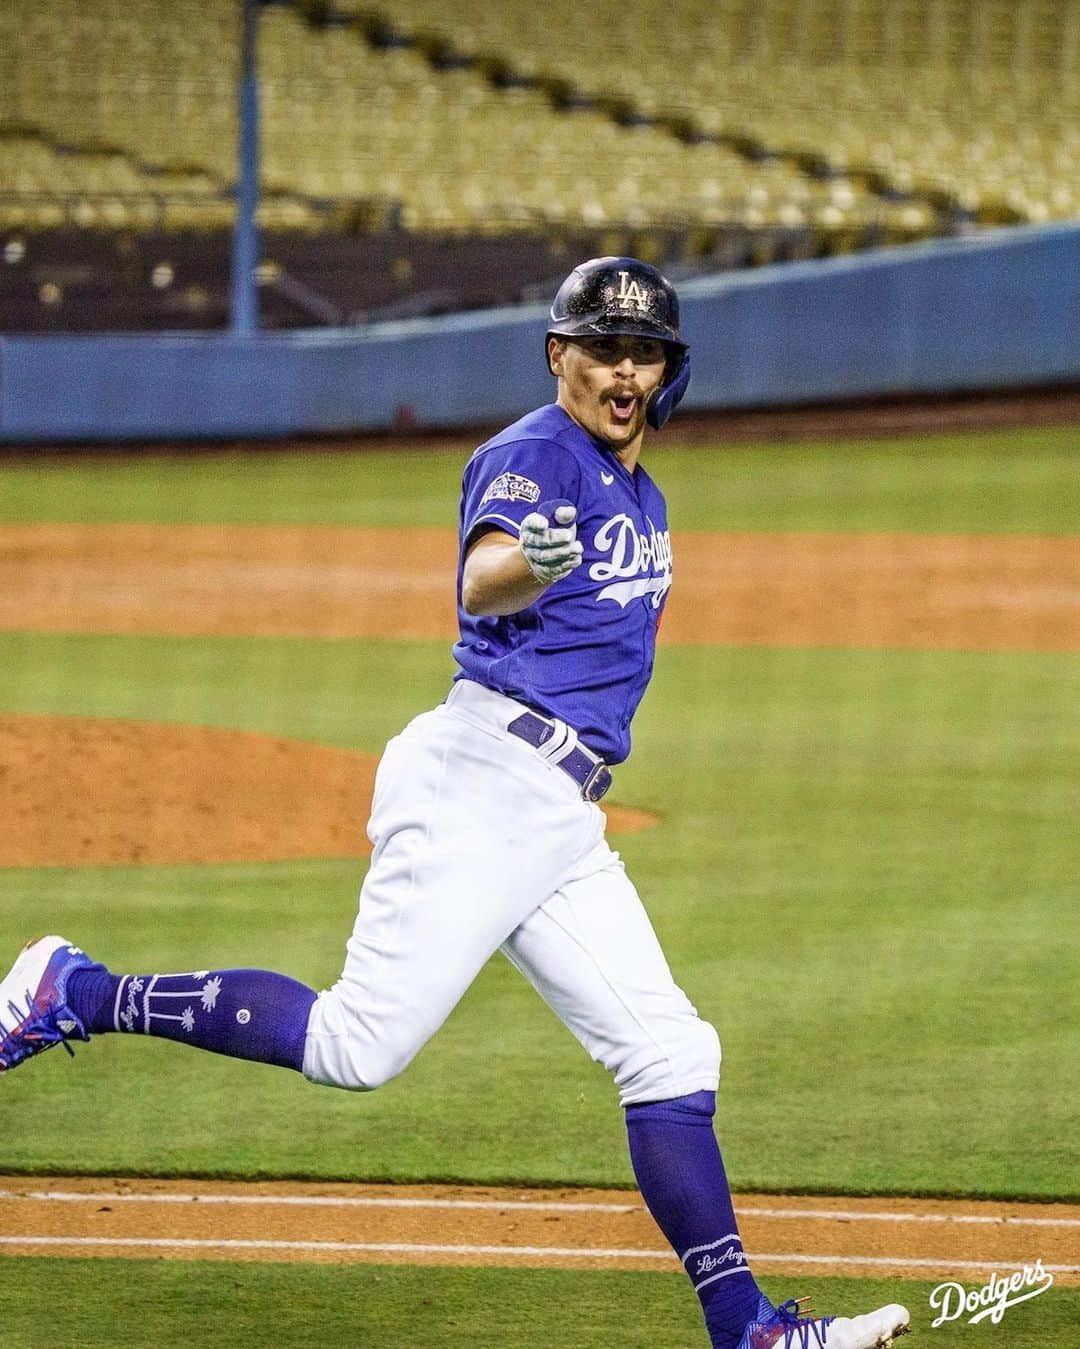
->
xmin=519 ymin=505 xmax=583 ymax=584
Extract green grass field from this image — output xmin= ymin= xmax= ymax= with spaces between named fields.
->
xmin=1 ymin=424 xmax=1077 ymax=1344
xmin=0 ymin=1264 xmax=1074 ymax=1348
xmin=3 ymin=423 xmax=1077 ymax=531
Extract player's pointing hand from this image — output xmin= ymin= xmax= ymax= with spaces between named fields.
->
xmin=520 ymin=505 xmax=583 ymax=584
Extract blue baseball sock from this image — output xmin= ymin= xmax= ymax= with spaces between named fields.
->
xmin=626 ymin=1091 xmax=767 ymax=1349
xmin=67 ymin=965 xmax=316 ymax=1072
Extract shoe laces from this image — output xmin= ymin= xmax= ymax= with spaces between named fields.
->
xmin=777 ymin=1298 xmax=817 ymax=1322
xmin=770 ymin=1299 xmax=834 ymax=1348
xmin=0 ymin=989 xmax=79 ymax=1069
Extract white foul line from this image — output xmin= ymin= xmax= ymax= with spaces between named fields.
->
xmin=0 ymin=1189 xmax=637 ymax=1215
xmin=0 ymin=1236 xmax=1077 ymax=1275
xmin=740 ymin=1206 xmax=1080 ymax=1229
xmin=0 ymin=1189 xmax=1075 ymax=1228
xmin=750 ymin=1253 xmax=1080 ymax=1273
xmin=0 ymin=1237 xmax=668 ymax=1259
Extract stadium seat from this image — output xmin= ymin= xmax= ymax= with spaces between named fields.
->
xmin=0 ymin=0 xmax=1074 ymax=250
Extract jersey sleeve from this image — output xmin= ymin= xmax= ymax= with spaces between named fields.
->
xmin=461 ymin=439 xmax=582 ymax=545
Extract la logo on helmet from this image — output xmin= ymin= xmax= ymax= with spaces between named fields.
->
xmin=616 ymin=271 xmax=650 ymax=312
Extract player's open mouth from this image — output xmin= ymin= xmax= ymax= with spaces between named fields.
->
xmin=608 ymin=394 xmax=637 ymax=424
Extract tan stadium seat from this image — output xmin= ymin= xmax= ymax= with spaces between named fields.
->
xmin=0 ymin=0 xmax=1074 ymax=244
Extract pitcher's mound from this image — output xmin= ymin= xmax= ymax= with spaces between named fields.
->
xmin=0 ymin=714 xmax=658 ymax=868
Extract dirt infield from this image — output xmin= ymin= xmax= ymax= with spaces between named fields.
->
xmin=1 ymin=1177 xmax=1076 ymax=1286
xmin=0 ymin=713 xmax=657 ymax=867
xmin=665 ymin=386 xmax=1080 ymax=443
xmin=2 ymin=523 xmax=1077 ymax=651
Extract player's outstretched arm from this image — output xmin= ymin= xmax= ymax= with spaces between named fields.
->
xmin=462 ymin=506 xmax=582 ymax=617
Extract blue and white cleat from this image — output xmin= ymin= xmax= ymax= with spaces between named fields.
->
xmin=736 ymin=1296 xmax=911 ymax=1348
xmin=0 ymin=936 xmax=97 ymax=1072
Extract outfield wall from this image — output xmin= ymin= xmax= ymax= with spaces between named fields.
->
xmin=1 ymin=221 xmax=1077 ymax=443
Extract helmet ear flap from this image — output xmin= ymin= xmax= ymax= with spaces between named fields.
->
xmin=647 ymin=350 xmax=691 ymax=430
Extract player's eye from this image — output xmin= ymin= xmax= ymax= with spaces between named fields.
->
xmin=587 ymin=339 xmax=619 ymax=360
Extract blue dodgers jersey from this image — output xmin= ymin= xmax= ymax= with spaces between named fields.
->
xmin=452 ymin=403 xmax=672 ymax=765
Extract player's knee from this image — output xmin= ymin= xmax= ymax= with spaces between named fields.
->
xmin=695 ymin=1016 xmax=722 ymax=1079
xmin=300 ymin=991 xmax=422 ymax=1091
xmin=668 ymin=1014 xmax=721 ymax=1089
xmin=616 ymin=1015 xmax=721 ymax=1105
xmin=302 ymin=1038 xmax=416 ymax=1092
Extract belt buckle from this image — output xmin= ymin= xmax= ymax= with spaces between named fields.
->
xmin=581 ymin=760 xmax=612 ymax=803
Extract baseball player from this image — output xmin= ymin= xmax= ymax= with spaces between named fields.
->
xmin=1 ymin=258 xmax=910 ymax=1348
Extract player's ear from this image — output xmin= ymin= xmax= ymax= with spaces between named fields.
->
xmin=547 ymin=336 xmax=567 ymax=377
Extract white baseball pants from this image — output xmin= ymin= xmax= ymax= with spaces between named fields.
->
xmin=302 ymin=679 xmax=720 ymax=1106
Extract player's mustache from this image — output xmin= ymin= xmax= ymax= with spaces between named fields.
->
xmin=602 ymin=386 xmax=642 ymax=402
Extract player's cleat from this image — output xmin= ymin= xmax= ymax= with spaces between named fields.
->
xmin=0 ymin=935 xmax=98 ymax=1072
xmin=735 ymin=1295 xmax=911 ymax=1348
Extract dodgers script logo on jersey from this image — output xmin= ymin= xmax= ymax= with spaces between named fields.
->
xmin=589 ymin=513 xmax=672 ymax=608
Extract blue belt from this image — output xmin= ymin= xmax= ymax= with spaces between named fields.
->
xmin=506 ymin=711 xmax=613 ymax=803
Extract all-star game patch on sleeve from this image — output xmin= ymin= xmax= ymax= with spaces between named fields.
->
xmin=461 ymin=438 xmax=581 ymax=546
